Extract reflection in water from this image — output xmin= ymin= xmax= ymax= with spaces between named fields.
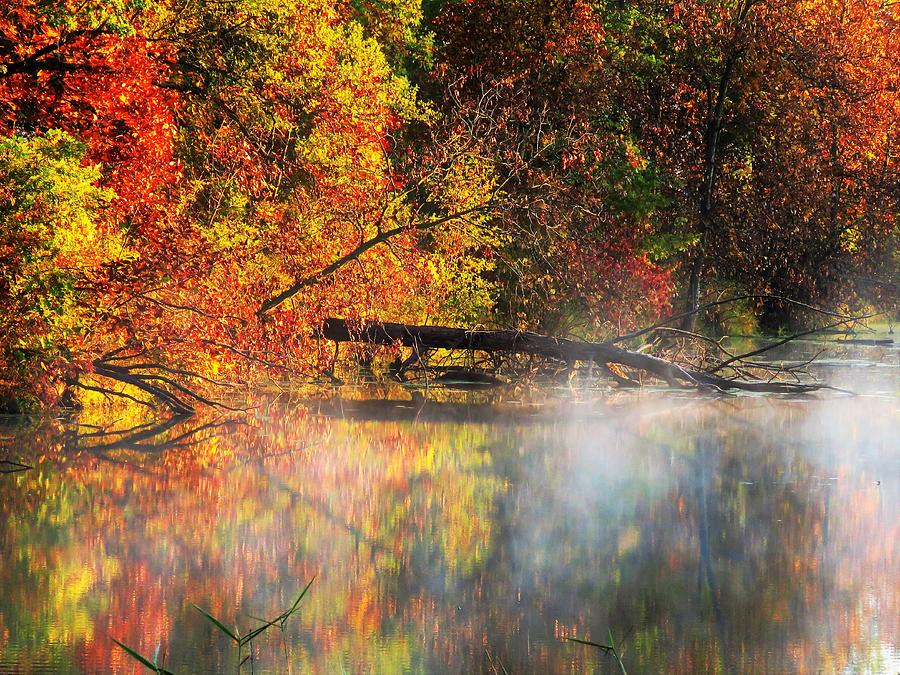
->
xmin=0 ymin=378 xmax=897 ymax=674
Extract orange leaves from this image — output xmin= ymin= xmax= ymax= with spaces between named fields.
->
xmin=0 ymin=2 xmax=186 ymax=401
xmin=0 ymin=4 xmax=181 ymax=227
xmin=0 ymin=0 xmax=895 ymax=406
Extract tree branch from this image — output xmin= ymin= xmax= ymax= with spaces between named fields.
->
xmin=613 ymin=294 xmax=857 ymax=344
xmin=319 ymin=318 xmax=844 ymax=394
xmin=258 ymin=202 xmax=493 ymax=315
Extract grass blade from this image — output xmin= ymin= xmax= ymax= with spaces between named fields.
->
xmin=607 ymin=629 xmax=627 ymax=675
xmin=566 ymin=634 xmax=627 ymax=675
xmin=112 ymin=639 xmax=159 ymax=670
xmin=565 ymin=636 xmax=613 ymax=653
xmin=112 ymin=638 xmax=177 ymax=674
xmin=281 ymin=576 xmax=316 ymax=626
xmin=240 ymin=577 xmax=316 ymax=646
xmin=241 ymin=618 xmax=281 ymax=645
xmin=193 ymin=604 xmax=240 ymax=643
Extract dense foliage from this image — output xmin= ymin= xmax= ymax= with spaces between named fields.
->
xmin=1 ymin=0 xmax=897 ymax=407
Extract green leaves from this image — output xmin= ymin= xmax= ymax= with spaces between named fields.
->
xmin=36 ymin=0 xmax=159 ymax=34
xmin=641 ymin=230 xmax=700 ymax=263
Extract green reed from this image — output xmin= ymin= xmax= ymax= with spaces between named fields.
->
xmin=113 ymin=577 xmax=315 ymax=674
xmin=566 ymin=628 xmax=628 ymax=675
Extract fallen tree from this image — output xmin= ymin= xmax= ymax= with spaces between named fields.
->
xmin=320 ymin=317 xmax=851 ymax=394
xmin=68 ymin=297 xmax=867 ymax=417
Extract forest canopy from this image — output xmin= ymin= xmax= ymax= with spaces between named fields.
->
xmin=0 ymin=0 xmax=897 ymax=409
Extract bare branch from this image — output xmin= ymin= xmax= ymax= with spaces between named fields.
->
xmin=612 ymin=294 xmax=859 ymax=344
xmin=707 ymin=313 xmax=880 ymax=374
xmin=258 ymin=202 xmax=495 ymax=315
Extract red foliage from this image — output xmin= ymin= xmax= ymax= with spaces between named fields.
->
xmin=0 ymin=3 xmax=181 ymax=226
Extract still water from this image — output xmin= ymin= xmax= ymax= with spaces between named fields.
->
xmin=1 ymin=350 xmax=897 ymax=674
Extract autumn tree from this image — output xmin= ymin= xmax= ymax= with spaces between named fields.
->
xmin=592 ymin=0 xmax=899 ymax=328
xmin=0 ymin=0 xmax=896 ymax=410
xmin=0 ymin=0 xmax=181 ymax=407
xmin=430 ymin=0 xmax=898 ymax=332
xmin=0 ymin=131 xmax=119 ymax=407
xmin=637 ymin=0 xmax=898 ymax=328
xmin=430 ymin=0 xmax=675 ymax=337
xmin=721 ymin=0 xmax=899 ymax=327
xmin=0 ymin=0 xmax=506 ymax=409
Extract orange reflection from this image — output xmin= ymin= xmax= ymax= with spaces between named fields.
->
xmin=0 ymin=391 xmax=897 ymax=673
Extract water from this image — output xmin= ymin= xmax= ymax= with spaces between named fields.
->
xmin=0 ymin=348 xmax=897 ymax=674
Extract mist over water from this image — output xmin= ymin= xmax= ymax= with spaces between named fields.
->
xmin=0 ymin=346 xmax=897 ymax=674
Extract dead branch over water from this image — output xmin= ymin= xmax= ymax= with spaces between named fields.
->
xmin=70 ymin=296 xmax=873 ymax=417
xmin=320 ymin=312 xmax=865 ymax=394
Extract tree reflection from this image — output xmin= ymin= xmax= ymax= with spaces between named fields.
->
xmin=0 ymin=393 xmax=896 ymax=673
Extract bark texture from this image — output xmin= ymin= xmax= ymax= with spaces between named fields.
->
xmin=321 ymin=318 xmax=830 ymax=393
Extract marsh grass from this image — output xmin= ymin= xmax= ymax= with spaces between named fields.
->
xmin=113 ymin=577 xmax=315 ymax=674
xmin=111 ymin=640 xmax=175 ymax=675
xmin=567 ymin=629 xmax=628 ymax=674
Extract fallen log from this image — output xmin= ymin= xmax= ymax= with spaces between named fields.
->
xmin=320 ymin=318 xmax=838 ymax=394
xmin=837 ymin=338 xmax=893 ymax=346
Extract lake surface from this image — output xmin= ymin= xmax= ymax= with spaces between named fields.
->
xmin=1 ymin=344 xmax=898 ymax=674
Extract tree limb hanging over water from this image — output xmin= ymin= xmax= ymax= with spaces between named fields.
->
xmin=74 ymin=297 xmax=868 ymax=418
xmin=320 ymin=317 xmax=856 ymax=394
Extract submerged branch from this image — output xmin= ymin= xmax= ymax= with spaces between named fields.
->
xmin=707 ymin=313 xmax=880 ymax=374
xmin=87 ymin=351 xmax=250 ymax=417
xmin=319 ymin=318 xmax=842 ymax=394
xmin=0 ymin=459 xmax=33 ymax=474
xmin=93 ymin=362 xmax=196 ymax=416
xmin=70 ymin=379 xmax=156 ymax=408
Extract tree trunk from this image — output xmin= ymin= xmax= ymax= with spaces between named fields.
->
xmin=683 ymin=254 xmax=704 ymax=331
xmin=320 ymin=318 xmax=829 ymax=393
xmin=681 ymin=0 xmax=758 ymax=329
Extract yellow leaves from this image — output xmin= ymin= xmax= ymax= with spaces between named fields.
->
xmin=0 ymin=131 xmax=131 ymax=376
xmin=839 ymin=225 xmax=862 ymax=253
xmin=201 ymin=216 xmax=263 ymax=254
xmin=290 ymin=2 xmax=426 ymax=168
xmin=436 ymin=151 xmax=498 ymax=217
xmin=624 ymin=139 xmax=647 ymax=170
xmin=423 ymin=253 xmax=498 ymax=326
